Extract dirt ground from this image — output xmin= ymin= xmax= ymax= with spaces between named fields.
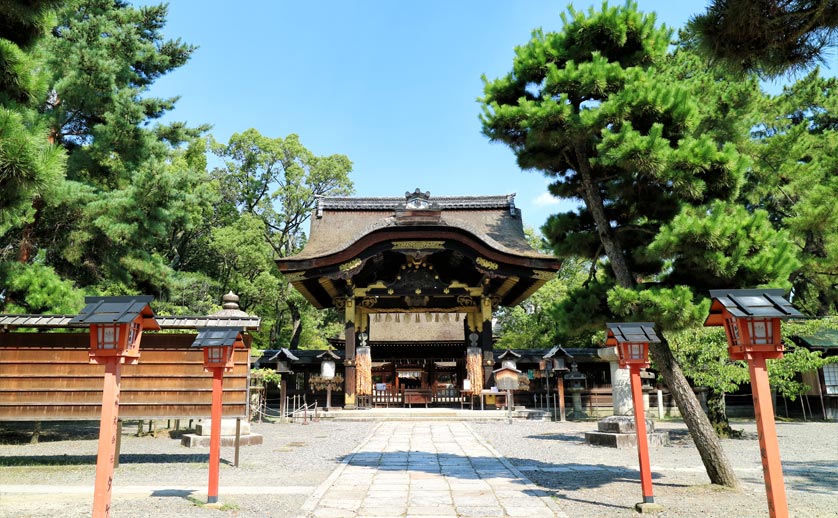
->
xmin=0 ymin=417 xmax=836 ymax=517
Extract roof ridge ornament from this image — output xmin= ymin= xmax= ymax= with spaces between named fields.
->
xmin=405 ymin=188 xmax=432 ymax=209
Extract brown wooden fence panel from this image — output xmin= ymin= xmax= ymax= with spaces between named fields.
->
xmin=0 ymin=332 xmax=249 ymax=420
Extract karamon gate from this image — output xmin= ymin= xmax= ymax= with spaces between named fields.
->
xmin=276 ymin=189 xmax=560 ymax=407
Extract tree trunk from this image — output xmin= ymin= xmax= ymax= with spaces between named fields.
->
xmin=30 ymin=421 xmax=41 ymax=444
xmin=574 ymin=139 xmax=739 ymax=489
xmin=707 ymin=389 xmax=736 ymax=438
xmin=651 ymin=338 xmax=740 ymax=488
xmin=288 ymin=299 xmax=302 ymax=349
xmin=17 ymin=196 xmax=44 ymax=263
xmin=573 ymin=141 xmax=635 ymax=288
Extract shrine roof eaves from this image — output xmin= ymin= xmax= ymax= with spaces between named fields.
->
xmin=317 ymin=194 xmax=516 ymax=212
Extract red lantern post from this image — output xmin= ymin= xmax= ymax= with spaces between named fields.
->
xmin=191 ymin=327 xmax=246 ymax=504
xmin=606 ymin=322 xmax=661 ymax=513
xmin=705 ymin=289 xmax=803 ymax=518
xmin=70 ymin=296 xmax=158 ymax=518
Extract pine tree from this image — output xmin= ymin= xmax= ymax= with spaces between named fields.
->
xmin=746 ymin=70 xmax=838 ymax=315
xmin=0 ymin=1 xmax=74 ymax=312
xmin=29 ymin=0 xmax=211 ymax=296
xmin=480 ymin=2 xmax=796 ymax=488
xmin=689 ymin=0 xmax=838 ymax=77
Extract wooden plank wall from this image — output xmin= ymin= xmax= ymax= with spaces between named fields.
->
xmin=0 ymin=332 xmax=249 ymax=420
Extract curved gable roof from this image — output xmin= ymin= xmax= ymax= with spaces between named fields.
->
xmin=278 ymin=193 xmax=554 ymax=265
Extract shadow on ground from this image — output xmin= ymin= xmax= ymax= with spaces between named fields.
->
xmin=0 ymin=453 xmax=213 ymax=466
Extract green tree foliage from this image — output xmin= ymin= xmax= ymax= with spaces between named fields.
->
xmin=0 ymin=255 xmax=83 ymax=313
xmin=23 ymin=0 xmax=214 ymax=298
xmin=746 ymin=70 xmax=838 ymax=316
xmin=211 ymin=129 xmax=353 ymax=257
xmin=0 ymin=0 xmax=65 ymax=234
xmin=689 ymin=0 xmax=838 ymax=77
xmin=210 ymin=129 xmax=353 ymax=348
xmin=496 ymin=256 xmax=590 ymax=350
xmin=479 ymin=1 xmax=799 ymax=488
xmin=0 ymin=0 xmax=69 ymax=311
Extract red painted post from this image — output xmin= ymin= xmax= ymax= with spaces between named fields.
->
xmin=92 ymin=358 xmax=121 ymax=518
xmin=208 ymin=367 xmax=224 ymax=504
xmin=749 ymin=354 xmax=789 ymax=518
xmin=630 ymin=366 xmax=655 ymax=504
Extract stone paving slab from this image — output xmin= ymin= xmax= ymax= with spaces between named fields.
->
xmin=300 ymin=422 xmax=567 ymax=518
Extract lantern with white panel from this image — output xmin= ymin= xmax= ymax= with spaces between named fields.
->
xmin=191 ymin=327 xmax=245 ymax=505
xmin=318 ymin=349 xmax=341 ymax=409
xmin=605 ymin=322 xmax=661 ymax=512
xmin=69 ymin=295 xmax=158 ymax=518
xmin=705 ymin=289 xmax=803 ymax=518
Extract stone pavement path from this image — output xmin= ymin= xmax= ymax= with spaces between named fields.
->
xmin=300 ymin=421 xmax=566 ymax=518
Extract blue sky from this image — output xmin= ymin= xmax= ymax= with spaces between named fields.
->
xmin=141 ymin=1 xmax=787 ymax=231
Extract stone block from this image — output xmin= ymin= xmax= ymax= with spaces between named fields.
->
xmin=597 ymin=415 xmax=655 ymax=434
xmin=195 ymin=418 xmax=251 ymax=436
xmin=584 ymin=430 xmax=669 ymax=448
xmin=180 ymin=433 xmax=263 ymax=448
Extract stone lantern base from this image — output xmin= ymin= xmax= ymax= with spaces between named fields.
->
xmin=584 ymin=415 xmax=669 ymax=448
xmin=181 ymin=418 xmax=263 ymax=447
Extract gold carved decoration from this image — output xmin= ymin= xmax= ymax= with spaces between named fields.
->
xmin=457 ymin=295 xmax=475 ymax=307
xmin=475 ymin=257 xmax=499 ymax=270
xmin=532 ymin=270 xmax=556 ymax=280
xmin=391 ymin=241 xmax=445 ymax=250
xmin=339 ymin=258 xmax=363 ymax=272
xmin=361 ymin=297 xmax=377 ymax=308
xmin=333 ymin=298 xmax=346 ymax=309
xmin=284 ymin=271 xmax=306 ymax=282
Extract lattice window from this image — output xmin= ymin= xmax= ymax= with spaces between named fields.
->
xmin=824 ymin=363 xmax=838 ymax=395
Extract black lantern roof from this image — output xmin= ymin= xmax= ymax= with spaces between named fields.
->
xmin=543 ymin=345 xmax=573 ymax=359
xmin=498 ymin=348 xmax=521 ymax=359
xmin=267 ymin=347 xmax=300 ymax=362
xmin=605 ymin=322 xmax=661 ymax=346
xmin=317 ymin=349 xmax=340 ymax=360
xmin=191 ymin=327 xmax=243 ymax=348
xmin=69 ymin=295 xmax=159 ymax=329
xmin=705 ymin=289 xmax=803 ymax=327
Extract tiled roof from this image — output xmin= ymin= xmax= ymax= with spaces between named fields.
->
xmin=191 ymin=327 xmax=243 ymax=347
xmin=605 ymin=322 xmax=661 ymax=345
xmin=0 ymin=314 xmax=261 ymax=331
xmin=705 ymin=289 xmax=803 ymax=326
xmin=316 ymin=194 xmax=516 ymax=212
xmin=281 ymin=194 xmax=548 ymax=262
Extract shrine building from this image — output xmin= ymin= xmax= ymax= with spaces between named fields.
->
xmin=275 ymin=189 xmax=561 ymax=408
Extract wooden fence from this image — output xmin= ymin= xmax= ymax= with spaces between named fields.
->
xmin=0 ymin=332 xmax=249 ymax=420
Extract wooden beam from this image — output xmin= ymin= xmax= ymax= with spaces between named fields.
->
xmin=495 ymin=276 xmax=520 ymax=298
xmin=318 ymin=278 xmax=342 ymax=300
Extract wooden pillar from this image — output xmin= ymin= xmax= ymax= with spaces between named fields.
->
xmin=207 ymin=367 xmax=224 ymax=504
xmin=630 ymin=366 xmax=655 ymax=504
xmin=557 ymin=377 xmax=566 ymax=422
xmin=749 ymin=354 xmax=789 ymax=518
xmin=92 ymin=358 xmax=122 ymax=518
xmin=343 ymin=298 xmax=357 ymax=409
xmin=480 ymin=297 xmax=494 ymax=388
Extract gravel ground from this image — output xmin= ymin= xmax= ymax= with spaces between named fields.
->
xmin=1 ymin=417 xmax=836 ymax=518
xmin=471 ymin=419 xmax=838 ymax=518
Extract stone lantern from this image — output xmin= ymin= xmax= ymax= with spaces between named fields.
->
xmin=317 ymin=349 xmax=341 ymax=409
